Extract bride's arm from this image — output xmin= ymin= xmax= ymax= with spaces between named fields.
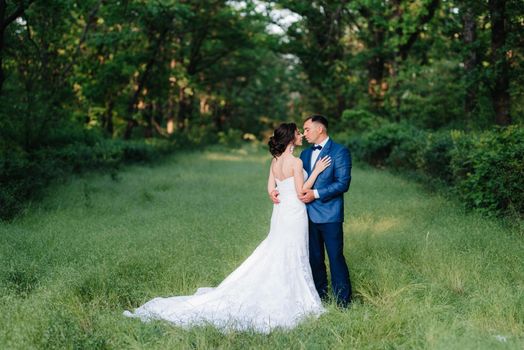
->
xmin=267 ymin=158 xmax=276 ymax=195
xmin=293 ymin=158 xmax=305 ymax=195
xmin=301 ymin=156 xmax=331 ymax=191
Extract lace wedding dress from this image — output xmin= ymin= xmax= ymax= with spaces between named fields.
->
xmin=123 ymin=170 xmax=325 ymax=333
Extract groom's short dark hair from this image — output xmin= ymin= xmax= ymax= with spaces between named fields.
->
xmin=305 ymin=114 xmax=328 ymax=130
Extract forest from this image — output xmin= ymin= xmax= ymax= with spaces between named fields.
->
xmin=1 ymin=0 xmax=523 ymax=220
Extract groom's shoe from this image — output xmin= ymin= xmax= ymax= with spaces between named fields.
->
xmin=335 ymin=295 xmax=352 ymax=309
xmin=317 ymin=288 xmax=329 ymax=303
xmin=337 ymin=300 xmax=351 ymax=309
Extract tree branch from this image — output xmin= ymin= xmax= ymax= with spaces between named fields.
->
xmin=399 ymin=0 xmax=440 ymax=60
xmin=61 ymin=0 xmax=104 ymax=79
xmin=2 ymin=0 xmax=35 ymax=30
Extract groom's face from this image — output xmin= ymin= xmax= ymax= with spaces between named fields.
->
xmin=303 ymin=120 xmax=321 ymax=144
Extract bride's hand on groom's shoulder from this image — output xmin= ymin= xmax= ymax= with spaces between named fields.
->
xmin=270 ymin=189 xmax=280 ymax=204
xmin=314 ymin=156 xmax=331 ymax=173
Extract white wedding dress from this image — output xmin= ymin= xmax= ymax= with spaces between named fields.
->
xmin=123 ymin=170 xmax=325 ymax=333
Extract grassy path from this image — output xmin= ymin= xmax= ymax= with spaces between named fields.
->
xmin=1 ymin=146 xmax=522 ymax=349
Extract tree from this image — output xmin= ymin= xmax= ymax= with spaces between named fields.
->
xmin=488 ymin=0 xmax=511 ymax=125
xmin=0 ymin=0 xmax=35 ymax=93
xmin=461 ymin=1 xmax=479 ymax=122
xmin=278 ymin=0 xmax=350 ymax=119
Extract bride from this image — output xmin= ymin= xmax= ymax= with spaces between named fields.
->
xmin=123 ymin=123 xmax=332 ymax=333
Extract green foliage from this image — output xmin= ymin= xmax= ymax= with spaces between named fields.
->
xmin=0 ymin=133 xmax=177 ymax=221
xmin=385 ymin=60 xmax=469 ymax=129
xmin=217 ymin=129 xmax=244 ymax=148
xmin=2 ymin=0 xmax=297 ymax=220
xmin=170 ymin=124 xmax=219 ymax=150
xmin=451 ymin=126 xmax=524 ymax=216
xmin=386 ymin=129 xmax=426 ymax=171
xmin=0 ymin=149 xmax=51 ymax=220
xmin=345 ymin=121 xmax=524 ymax=218
xmin=340 ymin=109 xmax=387 ymax=132
xmin=2 ymin=0 xmax=523 ymax=221
xmin=354 ymin=122 xmax=420 ymax=167
xmin=419 ymin=131 xmax=455 ymax=184
xmin=1 ymin=0 xmax=294 ymax=146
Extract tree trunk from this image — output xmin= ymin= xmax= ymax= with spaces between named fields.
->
xmin=389 ymin=59 xmax=402 ymax=122
xmin=166 ymin=116 xmax=175 ymax=134
xmin=0 ymin=0 xmax=35 ymax=94
xmin=366 ymin=28 xmax=386 ymax=108
xmin=336 ymin=92 xmax=346 ymax=119
xmin=0 ymin=25 xmax=4 ymax=93
xmin=143 ymin=102 xmax=153 ymax=138
xmin=462 ymin=5 xmax=478 ymax=122
xmin=125 ymin=58 xmax=155 ymax=139
xmin=123 ymin=120 xmax=137 ymax=139
xmin=103 ymin=98 xmax=114 ymax=136
xmin=167 ymin=61 xmax=176 ymax=135
xmin=0 ymin=0 xmax=9 ymax=93
xmin=177 ymin=87 xmax=193 ymax=130
xmin=489 ymin=0 xmax=511 ymax=125
xmin=166 ymin=94 xmax=175 ymax=134
xmin=397 ymin=0 xmax=440 ymax=60
xmin=125 ymin=28 xmax=169 ymax=139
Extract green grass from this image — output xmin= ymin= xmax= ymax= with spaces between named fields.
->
xmin=1 ymin=145 xmax=523 ymax=349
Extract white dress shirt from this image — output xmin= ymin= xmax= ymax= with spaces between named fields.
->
xmin=310 ymin=137 xmax=330 ymax=199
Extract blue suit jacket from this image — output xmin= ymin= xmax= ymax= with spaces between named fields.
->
xmin=300 ymin=139 xmax=352 ymax=223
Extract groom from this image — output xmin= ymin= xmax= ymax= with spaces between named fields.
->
xmin=298 ymin=115 xmax=352 ymax=307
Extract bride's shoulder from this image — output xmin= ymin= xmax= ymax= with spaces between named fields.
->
xmin=291 ymin=156 xmax=303 ymax=167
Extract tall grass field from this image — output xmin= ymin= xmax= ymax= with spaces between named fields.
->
xmin=1 ymin=146 xmax=522 ymax=349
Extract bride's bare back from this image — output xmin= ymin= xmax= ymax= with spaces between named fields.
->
xmin=271 ymin=154 xmax=296 ymax=181
xmin=268 ymin=152 xmax=332 ymax=199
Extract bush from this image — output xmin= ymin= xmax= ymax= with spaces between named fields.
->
xmin=419 ymin=131 xmax=455 ymax=183
xmin=0 ymin=136 xmax=177 ymax=221
xmin=170 ymin=124 xmax=219 ymax=149
xmin=217 ymin=129 xmax=244 ymax=148
xmin=357 ymin=123 xmax=420 ymax=167
xmin=0 ymin=149 xmax=52 ymax=219
xmin=451 ymin=126 xmax=524 ymax=216
xmin=340 ymin=109 xmax=387 ymax=132
xmin=344 ymin=122 xmax=524 ymax=218
xmin=387 ymin=129 xmax=426 ymax=171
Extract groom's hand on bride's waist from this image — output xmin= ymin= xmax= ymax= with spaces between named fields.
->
xmin=270 ymin=189 xmax=280 ymax=204
xmin=299 ymin=190 xmax=315 ymax=203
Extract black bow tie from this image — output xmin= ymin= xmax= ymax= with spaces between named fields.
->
xmin=312 ymin=145 xmax=322 ymax=151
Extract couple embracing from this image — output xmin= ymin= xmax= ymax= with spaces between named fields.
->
xmin=124 ymin=115 xmax=353 ymax=333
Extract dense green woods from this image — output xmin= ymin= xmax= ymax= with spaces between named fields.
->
xmin=277 ymin=0 xmax=524 ymax=128
xmin=1 ymin=0 xmax=523 ymax=220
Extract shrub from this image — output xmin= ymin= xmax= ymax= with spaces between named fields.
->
xmin=340 ymin=109 xmax=387 ymax=132
xmin=387 ymin=129 xmax=426 ymax=171
xmin=419 ymin=131 xmax=455 ymax=183
xmin=0 ymin=149 xmax=52 ymax=219
xmin=217 ymin=129 xmax=244 ymax=148
xmin=344 ymin=122 xmax=524 ymax=218
xmin=0 ymin=136 xmax=178 ymax=221
xmin=336 ymin=110 xmax=387 ymax=151
xmin=451 ymin=126 xmax=524 ymax=216
xmin=170 ymin=124 xmax=219 ymax=149
xmin=357 ymin=123 xmax=419 ymax=167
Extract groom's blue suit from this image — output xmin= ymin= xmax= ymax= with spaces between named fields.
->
xmin=300 ymin=138 xmax=352 ymax=305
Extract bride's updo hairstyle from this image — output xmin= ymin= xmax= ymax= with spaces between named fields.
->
xmin=268 ymin=122 xmax=297 ymax=158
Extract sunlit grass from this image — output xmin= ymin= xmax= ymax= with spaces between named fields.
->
xmin=0 ymin=146 xmax=522 ymax=349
